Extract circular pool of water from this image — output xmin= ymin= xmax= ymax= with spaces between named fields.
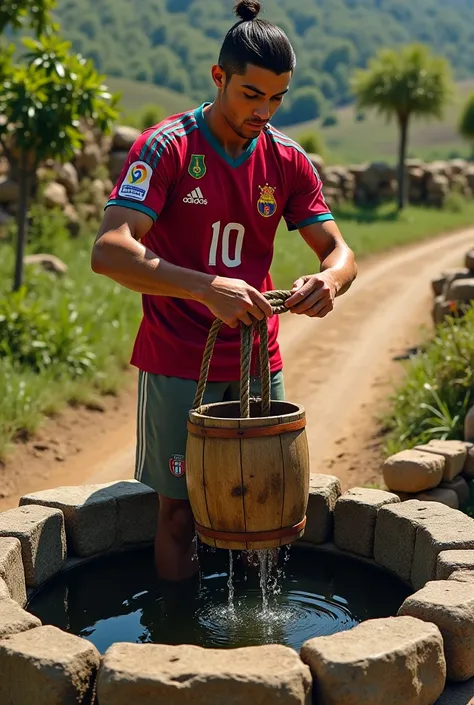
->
xmin=28 ymin=545 xmax=411 ymax=654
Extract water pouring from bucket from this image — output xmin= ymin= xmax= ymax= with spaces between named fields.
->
xmin=185 ymin=289 xmax=310 ymax=554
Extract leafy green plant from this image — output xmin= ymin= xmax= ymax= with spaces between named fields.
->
xmin=384 ymin=311 xmax=474 ymax=454
xmin=0 ymin=288 xmax=96 ymax=376
xmin=0 ymin=30 xmax=118 ymax=291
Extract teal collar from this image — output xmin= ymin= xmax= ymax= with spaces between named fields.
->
xmin=194 ymin=102 xmax=259 ymax=168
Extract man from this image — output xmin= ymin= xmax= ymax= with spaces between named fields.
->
xmin=91 ymin=0 xmax=357 ymax=582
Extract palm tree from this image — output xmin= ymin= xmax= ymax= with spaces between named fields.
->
xmin=352 ymin=44 xmax=452 ymax=210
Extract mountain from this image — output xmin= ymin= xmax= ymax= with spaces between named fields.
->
xmin=53 ymin=0 xmax=474 ymax=126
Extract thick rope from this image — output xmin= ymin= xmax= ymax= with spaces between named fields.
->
xmin=192 ymin=290 xmax=291 ymax=416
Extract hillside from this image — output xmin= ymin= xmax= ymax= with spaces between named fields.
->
xmin=287 ymin=79 xmax=474 ymax=165
xmin=53 ymin=0 xmax=474 ymax=127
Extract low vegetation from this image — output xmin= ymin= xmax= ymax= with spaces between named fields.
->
xmin=383 ymin=308 xmax=474 ymax=456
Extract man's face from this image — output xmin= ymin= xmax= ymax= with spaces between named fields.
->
xmin=214 ymin=63 xmax=291 ymax=140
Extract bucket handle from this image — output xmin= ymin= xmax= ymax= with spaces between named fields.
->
xmin=192 ymin=289 xmax=291 ymax=418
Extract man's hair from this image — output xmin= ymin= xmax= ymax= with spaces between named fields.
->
xmin=218 ymin=0 xmax=296 ymax=78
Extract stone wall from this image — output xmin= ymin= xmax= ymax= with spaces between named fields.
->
xmin=309 ymin=155 xmax=474 ymax=210
xmin=0 ymin=125 xmax=473 ymax=234
xmin=0 ymin=477 xmax=474 ymax=702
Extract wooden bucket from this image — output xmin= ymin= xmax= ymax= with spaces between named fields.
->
xmin=186 ymin=302 xmax=310 ymax=550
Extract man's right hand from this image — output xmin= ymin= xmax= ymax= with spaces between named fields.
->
xmin=196 ymin=275 xmax=273 ymax=328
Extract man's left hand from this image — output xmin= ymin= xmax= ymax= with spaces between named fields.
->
xmin=284 ymin=272 xmax=338 ymax=318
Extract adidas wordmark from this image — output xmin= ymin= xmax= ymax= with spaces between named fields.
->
xmin=183 ymin=187 xmax=208 ymax=205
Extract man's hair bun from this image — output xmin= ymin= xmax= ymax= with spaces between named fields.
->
xmin=234 ymin=0 xmax=261 ymax=22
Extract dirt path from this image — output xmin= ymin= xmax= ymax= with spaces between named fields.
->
xmin=1 ymin=227 xmax=473 ymax=510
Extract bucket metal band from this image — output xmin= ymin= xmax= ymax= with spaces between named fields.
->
xmin=194 ymin=517 xmax=307 ymax=543
xmin=187 ymin=417 xmax=306 ymax=439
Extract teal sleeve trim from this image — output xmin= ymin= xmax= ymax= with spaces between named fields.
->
xmin=286 ymin=213 xmax=334 ymax=232
xmin=297 ymin=213 xmax=334 ymax=228
xmin=105 ymin=199 xmax=158 ymax=222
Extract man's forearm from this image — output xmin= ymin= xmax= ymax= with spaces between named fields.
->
xmin=91 ymin=229 xmax=210 ymax=300
xmin=320 ymin=242 xmax=357 ymax=297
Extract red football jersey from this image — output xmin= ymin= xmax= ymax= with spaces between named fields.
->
xmin=106 ymin=103 xmax=333 ymax=381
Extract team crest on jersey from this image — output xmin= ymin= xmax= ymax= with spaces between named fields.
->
xmin=169 ymin=454 xmax=186 ymax=478
xmin=188 ymin=154 xmax=206 ymax=180
xmin=257 ymin=184 xmax=277 ymax=218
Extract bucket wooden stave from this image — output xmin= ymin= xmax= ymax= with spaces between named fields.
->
xmin=186 ymin=399 xmax=310 ymax=550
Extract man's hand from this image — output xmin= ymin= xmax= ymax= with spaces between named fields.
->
xmin=284 ymin=271 xmax=338 ymax=318
xmin=196 ymin=275 xmax=273 ymax=328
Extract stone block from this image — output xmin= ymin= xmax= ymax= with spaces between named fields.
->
xmin=97 ymin=643 xmax=312 ymax=705
xmin=334 ymin=487 xmax=399 ymax=558
xmin=303 ymin=475 xmax=341 ymax=544
xmin=416 ymin=488 xmax=459 ymax=509
xmin=0 ymin=506 xmax=65 ymax=588
xmin=412 ymin=511 xmax=474 ymax=590
xmin=0 ymin=577 xmax=9 ymax=600
xmin=0 ymin=599 xmax=41 ymax=638
xmin=399 ymin=580 xmax=474 ymax=681
xmin=300 ymin=616 xmax=445 ymax=705
xmin=0 ymin=537 xmax=26 ymax=606
xmin=447 ymin=278 xmax=474 ymax=302
xmin=414 ymin=441 xmax=467 ymax=481
xmin=433 ymin=296 xmax=454 ymax=325
xmin=463 ymin=442 xmax=474 ymax=478
xmin=0 ymin=625 xmax=100 ymax=705
xmin=437 ymin=550 xmax=474 ymax=580
xmin=432 ymin=275 xmax=446 ymax=297
xmin=20 ymin=480 xmax=157 ymax=557
xmin=383 ymin=449 xmax=444 ymax=493
xmin=440 ymin=476 xmax=470 ymax=507
xmin=374 ymin=501 xmax=453 ymax=584
xmin=466 ymin=250 xmax=474 ymax=272
xmin=114 ymin=480 xmax=157 ymax=546
xmin=448 ymin=569 xmax=474 ymax=583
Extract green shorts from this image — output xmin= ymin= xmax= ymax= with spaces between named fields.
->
xmin=134 ymin=370 xmax=285 ymax=500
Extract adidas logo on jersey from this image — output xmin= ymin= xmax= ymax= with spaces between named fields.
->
xmin=183 ymin=187 xmax=208 ymax=205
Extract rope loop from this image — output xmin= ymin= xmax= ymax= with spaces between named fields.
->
xmin=192 ymin=289 xmax=291 ymax=417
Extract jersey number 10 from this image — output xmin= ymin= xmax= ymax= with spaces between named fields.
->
xmin=209 ymin=221 xmax=245 ymax=268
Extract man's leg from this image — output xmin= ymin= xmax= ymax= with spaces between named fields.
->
xmin=134 ymin=371 xmax=226 ymax=582
xmin=155 ymin=497 xmax=197 ymax=582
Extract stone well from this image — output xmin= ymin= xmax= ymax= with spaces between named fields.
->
xmin=0 ymin=476 xmax=473 ymax=704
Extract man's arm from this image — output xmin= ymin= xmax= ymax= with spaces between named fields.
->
xmin=284 ymin=219 xmax=357 ymax=317
xmin=90 ymin=205 xmax=272 ymax=327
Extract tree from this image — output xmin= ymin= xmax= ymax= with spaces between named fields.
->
xmin=286 ymin=86 xmax=326 ymax=124
xmin=0 ymin=34 xmax=118 ymax=291
xmin=0 ymin=0 xmax=55 ymax=35
xmin=352 ymin=44 xmax=452 ymax=209
xmin=459 ymin=93 xmax=474 ymax=158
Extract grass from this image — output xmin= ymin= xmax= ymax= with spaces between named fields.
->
xmin=382 ymin=307 xmax=474 ymax=457
xmin=284 ymin=80 xmax=474 ymax=165
xmin=2 ymin=199 xmax=474 ymax=459
xmin=0 ymin=212 xmax=142 ymax=459
xmin=106 ymin=78 xmax=194 ymax=119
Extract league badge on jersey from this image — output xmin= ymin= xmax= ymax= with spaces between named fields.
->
xmin=118 ymin=161 xmax=153 ymax=202
xmin=257 ymin=184 xmax=277 ymax=218
xmin=188 ymin=154 xmax=206 ymax=180
xmin=169 ymin=454 xmax=186 ymax=478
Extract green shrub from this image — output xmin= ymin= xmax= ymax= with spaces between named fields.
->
xmin=322 ymin=113 xmax=338 ymax=127
xmin=297 ymin=131 xmax=325 ymax=155
xmin=0 ymin=287 xmax=96 ymax=376
xmin=384 ymin=309 xmax=474 ymax=454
